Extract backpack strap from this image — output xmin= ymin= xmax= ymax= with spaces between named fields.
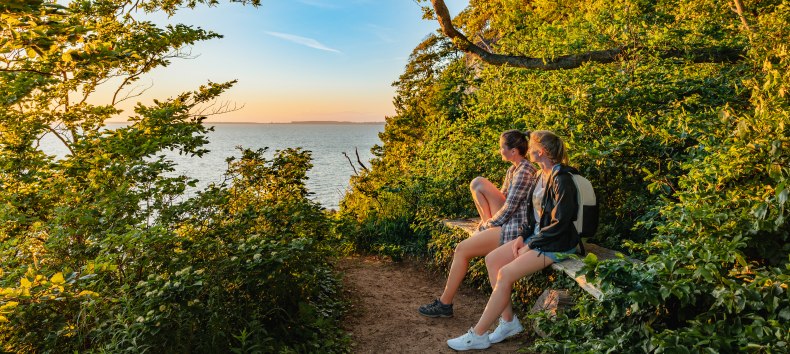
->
xmin=564 ymin=169 xmax=587 ymax=256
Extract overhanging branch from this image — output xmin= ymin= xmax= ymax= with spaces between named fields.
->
xmin=430 ymin=0 xmax=745 ymax=70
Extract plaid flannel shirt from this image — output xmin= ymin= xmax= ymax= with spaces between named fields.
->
xmin=481 ymin=159 xmax=538 ymax=244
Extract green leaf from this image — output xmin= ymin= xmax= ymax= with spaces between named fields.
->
xmin=584 ymin=252 xmax=599 ymax=265
xmin=779 ymin=307 xmax=790 ymax=321
xmin=778 ymin=188 xmax=788 ymax=205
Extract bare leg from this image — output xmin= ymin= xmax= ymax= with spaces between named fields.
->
xmin=439 ymin=227 xmax=502 ymax=305
xmin=473 ymin=248 xmax=553 ymax=335
xmin=470 ymin=177 xmax=505 ymax=222
xmin=484 ymin=239 xmax=519 ymax=321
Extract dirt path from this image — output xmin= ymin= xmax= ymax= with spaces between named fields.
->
xmin=337 ymin=256 xmax=532 ymax=353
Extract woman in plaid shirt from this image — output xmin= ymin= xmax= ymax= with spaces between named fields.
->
xmin=419 ymin=130 xmax=537 ymax=318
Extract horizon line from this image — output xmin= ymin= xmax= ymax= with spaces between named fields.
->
xmin=104 ymin=120 xmax=386 ymax=124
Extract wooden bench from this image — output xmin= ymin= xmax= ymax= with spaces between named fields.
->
xmin=443 ymin=219 xmax=637 ymax=300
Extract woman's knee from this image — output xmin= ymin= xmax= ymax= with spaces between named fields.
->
xmin=484 ymin=251 xmax=500 ymax=267
xmin=485 ymin=248 xmax=510 ymax=272
xmin=495 ymin=264 xmax=520 ymax=285
xmin=453 ymin=240 xmax=473 ymax=260
xmin=485 ymin=254 xmax=502 ymax=274
xmin=470 ymin=176 xmax=487 ymax=191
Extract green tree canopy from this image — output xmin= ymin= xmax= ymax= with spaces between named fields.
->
xmin=1 ymin=1 xmax=349 ymax=352
xmin=342 ymin=0 xmax=789 ymax=351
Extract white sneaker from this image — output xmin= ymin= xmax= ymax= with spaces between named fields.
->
xmin=447 ymin=328 xmax=491 ymax=351
xmin=488 ymin=315 xmax=524 ymax=343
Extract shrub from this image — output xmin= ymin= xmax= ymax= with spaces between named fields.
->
xmin=0 ymin=1 xmax=350 ymax=348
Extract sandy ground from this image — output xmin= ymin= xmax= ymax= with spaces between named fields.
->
xmin=337 ymin=255 xmax=533 ymax=353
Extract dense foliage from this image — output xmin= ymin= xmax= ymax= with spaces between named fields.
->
xmin=341 ymin=0 xmax=789 ymax=352
xmin=1 ymin=1 xmax=347 ymax=352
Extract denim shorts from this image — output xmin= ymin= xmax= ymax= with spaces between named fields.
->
xmin=523 ymin=235 xmax=577 ymax=262
xmin=538 ymin=247 xmax=578 ymax=263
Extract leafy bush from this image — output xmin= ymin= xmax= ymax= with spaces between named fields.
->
xmin=0 ymin=123 xmax=350 ymax=352
xmin=0 ymin=1 xmax=349 ymax=352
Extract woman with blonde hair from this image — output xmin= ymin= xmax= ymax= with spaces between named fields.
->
xmin=419 ymin=130 xmax=537 ymax=318
xmin=447 ymin=130 xmax=581 ymax=351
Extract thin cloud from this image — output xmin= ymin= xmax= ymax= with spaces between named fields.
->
xmin=296 ymin=0 xmax=337 ymax=9
xmin=265 ymin=31 xmax=341 ymax=53
xmin=366 ymin=24 xmax=396 ymax=43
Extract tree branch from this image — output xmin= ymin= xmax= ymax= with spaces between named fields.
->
xmin=61 ymin=70 xmax=71 ymax=111
xmin=114 ymin=80 xmax=154 ymax=106
xmin=0 ymin=67 xmax=56 ymax=76
xmin=112 ymin=55 xmax=158 ymax=106
xmin=190 ymin=100 xmax=244 ymax=118
xmin=731 ymin=0 xmax=752 ymax=33
xmin=343 ymin=152 xmax=358 ymax=175
xmin=45 ymin=125 xmax=75 ymax=156
xmin=429 ymin=0 xmax=745 ymax=70
xmin=354 ymin=147 xmax=368 ymax=172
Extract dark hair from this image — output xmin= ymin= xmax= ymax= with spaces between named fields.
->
xmin=500 ymin=129 xmax=530 ymax=156
xmin=530 ymin=130 xmax=569 ymax=165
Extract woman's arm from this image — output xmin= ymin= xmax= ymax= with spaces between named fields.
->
xmin=483 ymin=164 xmax=536 ymax=229
xmin=500 ymin=166 xmax=512 ymax=195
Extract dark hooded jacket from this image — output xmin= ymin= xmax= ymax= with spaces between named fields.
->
xmin=519 ymin=164 xmax=581 ymax=252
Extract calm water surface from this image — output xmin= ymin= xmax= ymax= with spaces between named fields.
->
xmin=41 ymin=123 xmax=384 ymax=210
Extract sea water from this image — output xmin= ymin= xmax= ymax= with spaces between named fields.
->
xmin=39 ymin=122 xmax=384 ymax=210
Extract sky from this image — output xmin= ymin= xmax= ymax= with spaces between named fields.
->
xmin=102 ymin=0 xmax=469 ymax=123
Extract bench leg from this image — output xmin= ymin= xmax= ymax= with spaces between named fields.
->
xmin=529 ymin=289 xmax=574 ymax=338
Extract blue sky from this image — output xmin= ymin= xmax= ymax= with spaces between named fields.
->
xmin=103 ymin=0 xmax=468 ymax=123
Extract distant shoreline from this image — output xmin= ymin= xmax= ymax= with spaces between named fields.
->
xmin=230 ymin=121 xmax=384 ymax=125
xmin=288 ymin=121 xmax=384 ymax=125
xmin=105 ymin=121 xmax=385 ymax=125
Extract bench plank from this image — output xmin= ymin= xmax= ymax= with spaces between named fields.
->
xmin=442 ymin=219 xmax=634 ymax=300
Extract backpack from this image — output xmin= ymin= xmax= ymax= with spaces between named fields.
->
xmin=568 ymin=173 xmax=599 ymax=255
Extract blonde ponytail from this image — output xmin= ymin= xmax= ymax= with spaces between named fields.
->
xmin=531 ymin=130 xmax=569 ymax=165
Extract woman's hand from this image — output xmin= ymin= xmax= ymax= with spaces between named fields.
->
xmin=477 ymin=219 xmax=489 ymax=232
xmin=511 ymin=237 xmax=525 ymax=258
